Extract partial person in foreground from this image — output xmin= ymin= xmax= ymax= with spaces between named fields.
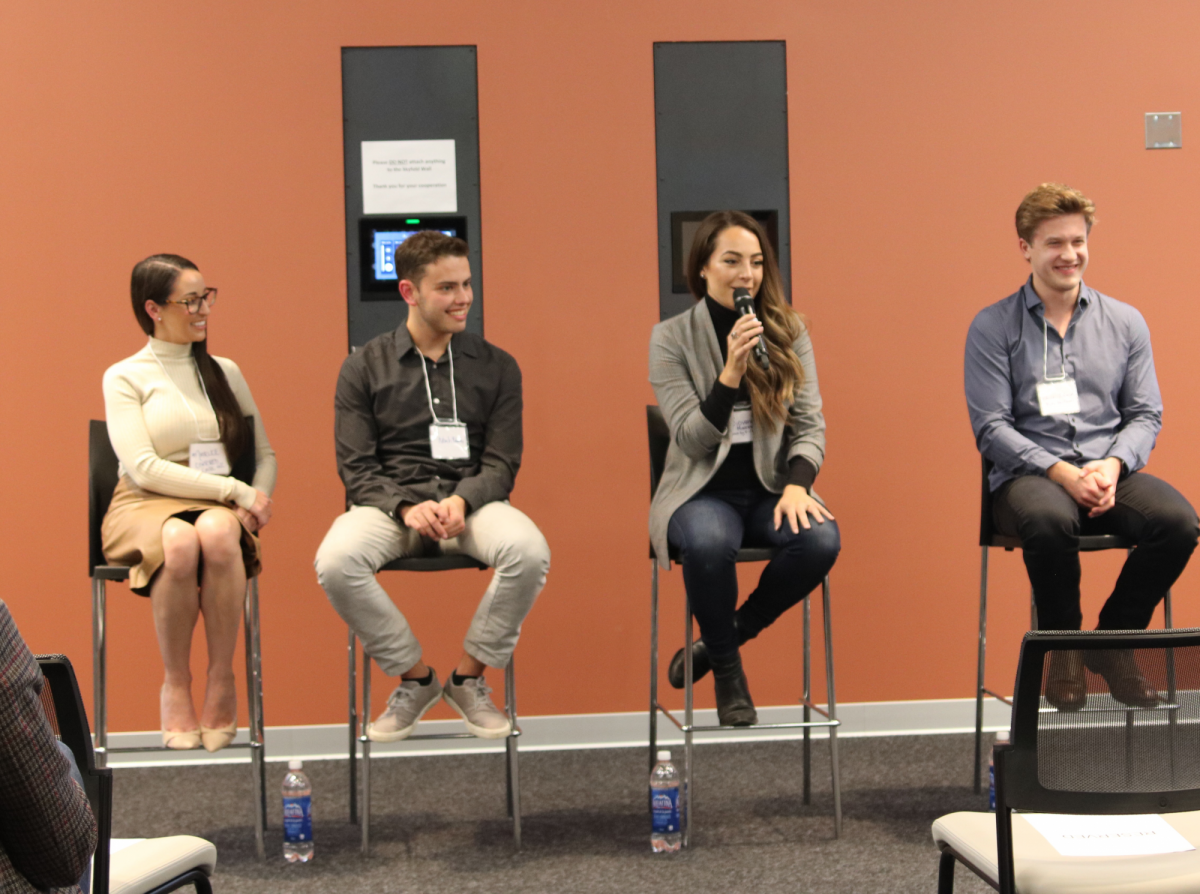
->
xmin=315 ymin=231 xmax=549 ymax=742
xmin=964 ymin=183 xmax=1198 ymax=710
xmin=0 ymin=601 xmax=97 ymax=894
xmin=649 ymin=211 xmax=840 ymax=726
xmin=103 ymin=255 xmax=277 ymax=751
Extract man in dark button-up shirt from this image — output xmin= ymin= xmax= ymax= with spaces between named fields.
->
xmin=965 ymin=183 xmax=1197 ymax=712
xmin=316 ymin=232 xmax=550 ymax=743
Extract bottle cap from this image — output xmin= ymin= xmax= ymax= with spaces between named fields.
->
xmin=656 ymin=749 xmax=671 ymax=761
xmin=995 ymin=730 xmax=1010 ymax=743
xmin=288 ymin=759 xmax=303 ymax=770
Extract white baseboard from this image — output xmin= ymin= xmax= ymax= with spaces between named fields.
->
xmin=102 ymin=696 xmax=1013 ymax=768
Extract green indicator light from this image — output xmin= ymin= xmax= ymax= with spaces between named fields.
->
xmin=405 ymin=219 xmax=420 ymax=224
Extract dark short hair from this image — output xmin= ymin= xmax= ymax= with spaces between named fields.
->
xmin=394 ymin=231 xmax=469 ymax=286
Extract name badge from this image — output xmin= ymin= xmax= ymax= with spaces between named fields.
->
xmin=730 ymin=404 xmax=753 ymax=444
xmin=1036 ymin=379 xmax=1081 ymax=416
xmin=429 ymin=422 xmax=470 ymax=460
xmin=190 ymin=441 xmax=231 ymax=475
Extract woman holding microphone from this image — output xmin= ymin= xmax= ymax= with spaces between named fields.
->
xmin=102 ymin=254 xmax=276 ymax=751
xmin=649 ymin=212 xmax=840 ymax=725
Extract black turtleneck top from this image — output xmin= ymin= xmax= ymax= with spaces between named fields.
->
xmin=699 ymin=296 xmax=818 ymax=493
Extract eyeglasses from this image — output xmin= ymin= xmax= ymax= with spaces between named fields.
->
xmin=166 ymin=287 xmax=218 ymax=314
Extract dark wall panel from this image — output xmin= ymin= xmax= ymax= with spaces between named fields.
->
xmin=342 ymin=46 xmax=483 ymax=349
xmin=653 ymin=41 xmax=791 ymax=321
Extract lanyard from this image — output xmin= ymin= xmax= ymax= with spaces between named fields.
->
xmin=1042 ymin=315 xmax=1070 ymax=383
xmin=418 ymin=343 xmax=460 ymax=423
xmin=148 ymin=341 xmax=222 ymax=442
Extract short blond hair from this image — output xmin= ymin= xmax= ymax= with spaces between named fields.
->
xmin=1015 ymin=183 xmax=1096 ymax=243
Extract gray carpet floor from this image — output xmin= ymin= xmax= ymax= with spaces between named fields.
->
xmin=111 ymin=734 xmax=996 ymax=893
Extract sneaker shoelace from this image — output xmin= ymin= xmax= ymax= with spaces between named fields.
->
xmin=462 ymin=678 xmax=495 ymax=711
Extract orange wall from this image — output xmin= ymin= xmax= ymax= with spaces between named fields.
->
xmin=2 ymin=0 xmax=1199 ymax=731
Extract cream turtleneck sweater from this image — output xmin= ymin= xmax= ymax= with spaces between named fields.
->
xmin=102 ymin=338 xmax=277 ymax=509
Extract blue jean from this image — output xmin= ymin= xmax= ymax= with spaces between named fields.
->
xmin=667 ymin=488 xmax=841 ymax=661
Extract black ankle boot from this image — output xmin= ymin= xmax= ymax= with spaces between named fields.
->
xmin=712 ymin=652 xmax=757 ymax=727
xmin=668 ymin=617 xmax=755 ymax=690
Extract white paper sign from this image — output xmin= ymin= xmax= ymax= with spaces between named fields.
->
xmin=361 ymin=140 xmax=457 ymax=214
xmin=1024 ymin=813 xmax=1195 ymax=857
xmin=730 ymin=405 xmax=753 ymax=444
xmin=189 ymin=441 xmax=231 ymax=476
xmin=1036 ymin=378 xmax=1081 ymax=416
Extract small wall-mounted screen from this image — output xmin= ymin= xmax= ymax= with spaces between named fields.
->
xmin=359 ymin=216 xmax=468 ymax=296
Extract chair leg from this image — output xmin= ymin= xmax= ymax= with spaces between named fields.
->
xmin=802 ymin=593 xmax=812 ymax=806
xmin=244 ymin=578 xmax=267 ymax=860
xmin=974 ymin=546 xmax=989 ymax=794
xmin=361 ymin=650 xmax=372 ymax=856
xmin=821 ymin=576 xmax=841 ymax=839
xmin=92 ymin=576 xmax=108 ymax=769
xmin=649 ymin=561 xmax=659 ymax=773
xmin=349 ymin=629 xmax=358 ymax=824
xmin=938 ymin=851 xmax=957 ymax=894
xmin=683 ymin=601 xmax=694 ymax=849
xmin=505 ymin=658 xmax=521 ymax=851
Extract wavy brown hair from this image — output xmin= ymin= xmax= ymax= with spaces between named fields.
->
xmin=685 ymin=211 xmax=805 ymax=430
xmin=131 ymin=254 xmax=248 ymax=463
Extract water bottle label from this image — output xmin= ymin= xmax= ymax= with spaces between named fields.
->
xmin=283 ymin=795 xmax=312 ymax=842
xmin=651 ymin=787 xmax=680 ymax=834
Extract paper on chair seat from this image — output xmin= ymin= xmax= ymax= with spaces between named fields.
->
xmin=1024 ymin=813 xmax=1195 ymax=856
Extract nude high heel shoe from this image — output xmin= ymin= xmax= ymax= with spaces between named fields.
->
xmin=200 ymin=723 xmax=237 ymax=753
xmin=162 ymin=728 xmax=202 ymax=750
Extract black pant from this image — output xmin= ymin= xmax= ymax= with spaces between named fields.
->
xmin=993 ymin=471 xmax=1199 ymax=630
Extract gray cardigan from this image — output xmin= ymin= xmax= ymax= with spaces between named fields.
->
xmin=648 ymin=299 xmax=826 ymax=569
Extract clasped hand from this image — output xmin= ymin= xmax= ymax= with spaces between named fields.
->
xmin=401 ymin=495 xmax=467 ymax=540
xmin=774 ymin=484 xmax=834 ymax=534
xmin=1049 ymin=458 xmax=1121 ymax=518
xmin=718 ymin=312 xmax=765 ymax=388
xmin=235 ymin=489 xmax=273 ymax=533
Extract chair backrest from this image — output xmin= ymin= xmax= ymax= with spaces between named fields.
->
xmin=647 ymin=405 xmax=669 ymax=499
xmin=35 ymin=654 xmax=113 ymax=894
xmin=1000 ymin=627 xmax=1200 ymax=813
xmin=993 ymin=628 xmax=1200 ymax=892
xmin=90 ymin=419 xmax=257 ymax=574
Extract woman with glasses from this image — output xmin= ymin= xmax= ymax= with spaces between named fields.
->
xmin=649 ymin=211 xmax=840 ymax=726
xmin=101 ymin=254 xmax=276 ymax=752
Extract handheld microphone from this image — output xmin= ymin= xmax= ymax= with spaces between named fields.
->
xmin=733 ymin=288 xmax=770 ymax=371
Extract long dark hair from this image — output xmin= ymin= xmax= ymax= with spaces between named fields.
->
xmin=131 ymin=254 xmax=248 ymax=463
xmin=685 ymin=211 xmax=805 ymax=430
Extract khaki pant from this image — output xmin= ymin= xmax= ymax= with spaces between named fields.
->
xmin=314 ymin=502 xmax=550 ymax=676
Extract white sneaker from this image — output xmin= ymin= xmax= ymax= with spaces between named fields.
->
xmin=442 ymin=675 xmax=512 ymax=739
xmin=367 ymin=672 xmax=442 ymax=742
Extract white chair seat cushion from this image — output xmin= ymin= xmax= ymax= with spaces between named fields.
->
xmin=933 ymin=811 xmax=1200 ymax=894
xmin=108 ymin=836 xmax=217 ymax=894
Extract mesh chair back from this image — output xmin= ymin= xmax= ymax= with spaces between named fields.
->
xmin=647 ymin=405 xmax=669 ymax=499
xmin=89 ymin=418 xmax=257 ymax=574
xmin=35 ymin=654 xmax=113 ymax=894
xmin=1003 ymin=629 xmax=1200 ymax=815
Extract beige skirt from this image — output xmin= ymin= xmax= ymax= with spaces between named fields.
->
xmin=101 ymin=476 xmax=262 ymax=596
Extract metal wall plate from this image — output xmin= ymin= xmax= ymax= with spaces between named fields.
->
xmin=1145 ymin=112 xmax=1182 ymax=149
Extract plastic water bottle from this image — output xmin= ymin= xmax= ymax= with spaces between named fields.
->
xmin=282 ymin=759 xmax=314 ymax=862
xmin=988 ymin=730 xmax=1010 ymax=811
xmin=650 ymin=749 xmax=682 ymax=852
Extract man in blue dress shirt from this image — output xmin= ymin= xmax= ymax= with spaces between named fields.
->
xmin=965 ymin=183 xmax=1198 ymax=710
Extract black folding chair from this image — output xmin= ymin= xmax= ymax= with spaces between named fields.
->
xmin=88 ymin=419 xmax=267 ymax=858
xmin=938 ymin=628 xmax=1200 ymax=894
xmin=646 ymin=405 xmax=841 ymax=845
xmin=973 ymin=456 xmax=1173 ymax=793
xmin=37 ymin=654 xmax=216 ymax=894
xmin=347 ymin=553 xmax=523 ymax=854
